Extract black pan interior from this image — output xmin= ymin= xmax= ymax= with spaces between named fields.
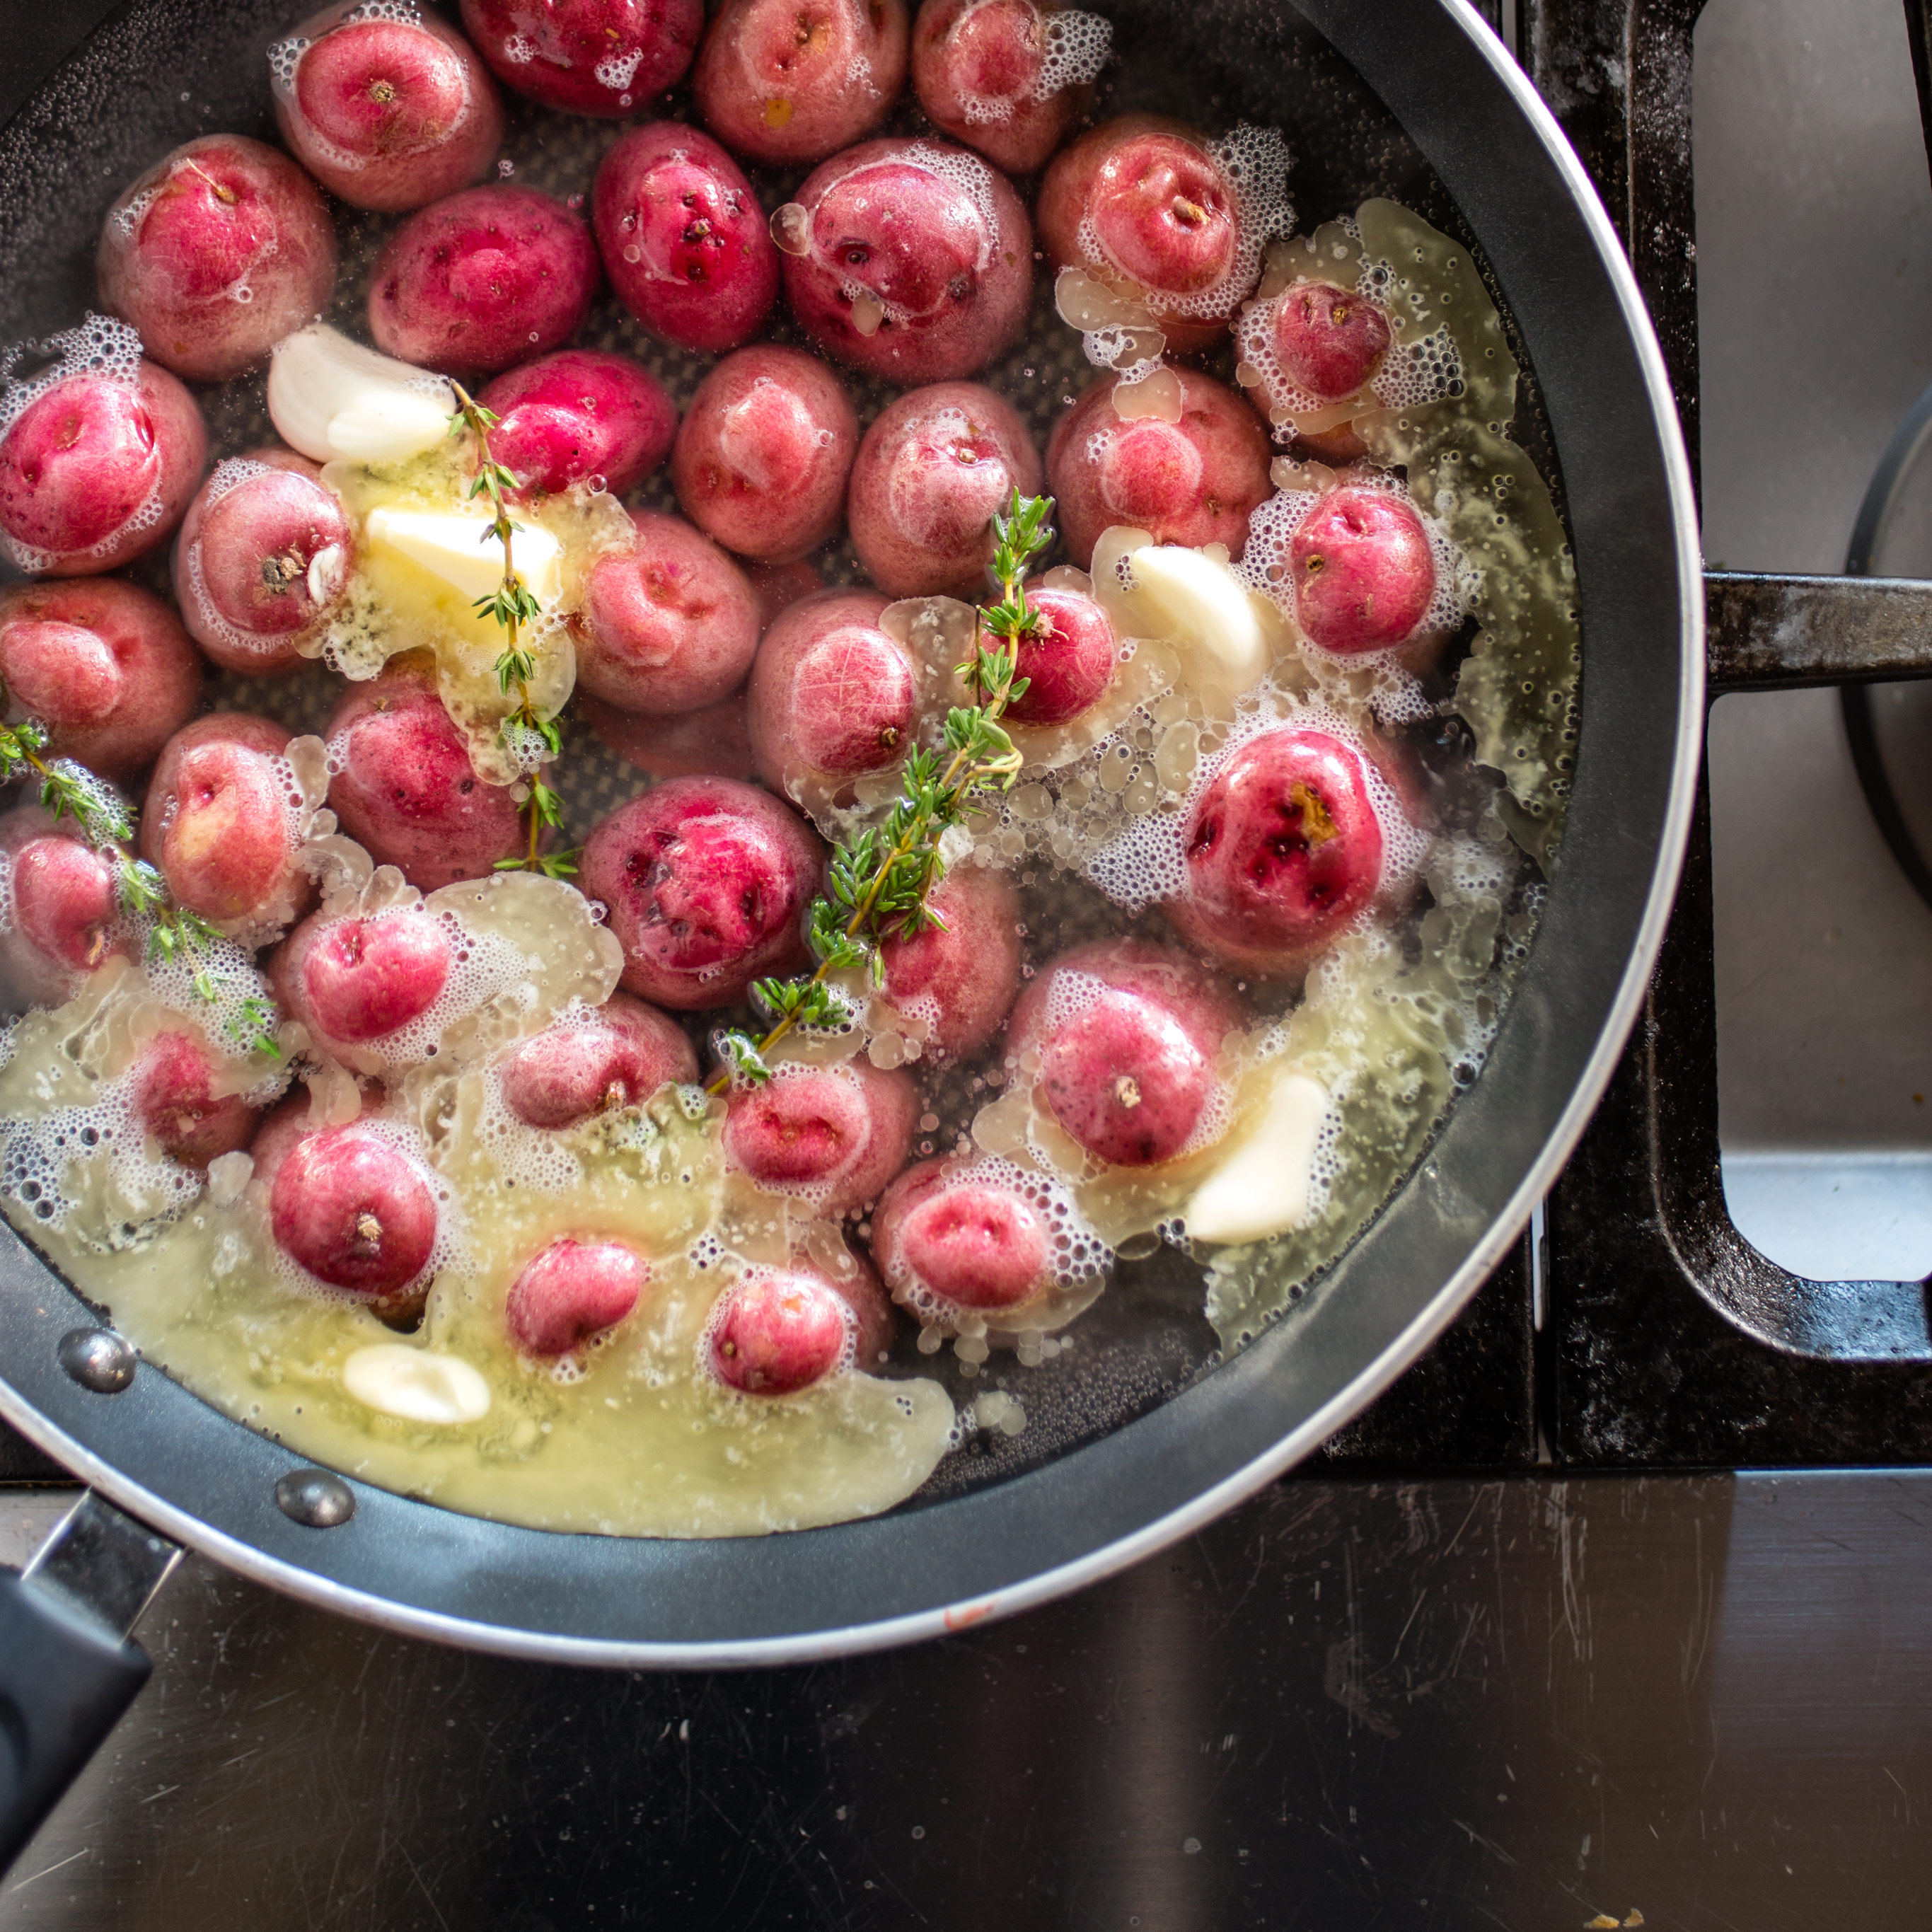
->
xmin=0 ymin=0 xmax=1693 ymax=1652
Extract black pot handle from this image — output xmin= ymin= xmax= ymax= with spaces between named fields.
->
xmin=0 ymin=1492 xmax=179 ymax=1870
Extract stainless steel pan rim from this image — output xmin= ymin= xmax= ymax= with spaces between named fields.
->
xmin=0 ymin=0 xmax=1704 ymax=1665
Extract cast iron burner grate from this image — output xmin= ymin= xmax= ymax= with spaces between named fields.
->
xmin=1303 ymin=0 xmax=1932 ymax=1477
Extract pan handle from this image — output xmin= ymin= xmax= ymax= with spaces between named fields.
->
xmin=0 ymin=1492 xmax=180 ymax=1870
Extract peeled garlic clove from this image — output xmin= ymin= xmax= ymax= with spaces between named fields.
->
xmin=268 ymin=324 xmax=456 ymax=466
xmin=1183 ymin=1068 xmax=1329 ymax=1246
xmin=1124 ymin=544 xmax=1269 ymax=684
xmin=343 ymin=1343 xmax=492 ymax=1424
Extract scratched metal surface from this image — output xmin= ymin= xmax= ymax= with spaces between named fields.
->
xmin=1 ymin=1469 xmax=1929 ymax=1930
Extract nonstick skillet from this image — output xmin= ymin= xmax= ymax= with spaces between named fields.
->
xmin=0 ymin=0 xmax=1701 ymax=1863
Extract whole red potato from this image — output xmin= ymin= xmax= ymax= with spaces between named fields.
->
xmin=577 ymin=777 xmax=822 ymax=1010
xmin=324 ymin=656 xmax=526 ymax=890
xmin=671 ymin=346 xmax=856 ymax=563
xmin=98 ymin=134 xmax=337 ymax=383
xmin=777 ymin=137 xmax=1033 ymax=384
xmin=874 ymin=863 xmax=1020 ymax=1062
xmin=1039 ymin=114 xmax=1286 ymax=352
xmin=369 ymin=186 xmax=599 ymax=376
xmin=1007 ymin=937 xmax=1244 ymax=1167
xmin=1046 ymin=368 xmax=1271 ymax=569
xmin=848 ymin=381 xmax=1040 ymax=598
xmin=746 ymin=588 xmax=916 ymax=804
xmin=577 ymin=509 xmax=762 ymax=716
xmin=0 ymin=344 xmax=205 ymax=578
xmin=594 ymin=123 xmax=777 ymax=354
xmin=478 ymin=349 xmax=676 ymax=499
xmin=693 ymin=0 xmax=908 ymax=168
xmin=173 ymin=451 xmax=352 ymax=677
xmin=271 ymin=0 xmax=505 ymax=214
xmin=0 ymin=577 xmax=202 ymax=780
xmin=461 ymin=0 xmax=701 ymax=115
xmin=911 ymin=0 xmax=1110 ymax=175
xmin=141 ymin=712 xmax=306 ymax=937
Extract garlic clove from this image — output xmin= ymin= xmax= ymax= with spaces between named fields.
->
xmin=267 ymin=324 xmax=456 ymax=467
xmin=342 ymin=1342 xmax=492 ymax=1424
xmin=1122 ymin=543 xmax=1270 ymax=683
xmin=1183 ymin=1067 xmax=1329 ymax=1246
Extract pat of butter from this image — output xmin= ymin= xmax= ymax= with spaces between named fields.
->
xmin=365 ymin=506 xmax=565 ymax=611
xmin=1184 ymin=1068 xmax=1329 ymax=1246
xmin=343 ymin=1343 xmax=492 ymax=1425
xmin=1123 ymin=545 xmax=1269 ymax=683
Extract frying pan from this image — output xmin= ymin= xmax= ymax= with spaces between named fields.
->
xmin=0 ymin=0 xmax=1701 ymax=1865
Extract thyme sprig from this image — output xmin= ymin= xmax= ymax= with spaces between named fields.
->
xmin=0 ymin=719 xmax=133 ymax=848
xmin=0 ymin=720 xmax=279 ymax=1055
xmin=709 ymin=489 xmax=1053 ymax=1092
xmin=447 ymin=383 xmax=576 ymax=880
xmin=116 ymin=860 xmax=282 ymax=1058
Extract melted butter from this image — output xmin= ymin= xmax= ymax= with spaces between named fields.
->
xmin=1351 ymin=198 xmax=1581 ymax=866
xmin=0 ymin=904 xmax=954 ymax=1537
xmin=316 ymin=451 xmax=633 ymax=784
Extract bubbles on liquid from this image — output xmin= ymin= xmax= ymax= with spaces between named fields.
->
xmin=593 ymin=47 xmax=644 ymax=91
xmin=956 ymin=1 xmax=1111 ymax=122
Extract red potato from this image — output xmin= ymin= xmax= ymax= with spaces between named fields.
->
xmin=253 ymin=1098 xmax=441 ymax=1309
xmin=693 ymin=0 xmax=908 ymax=168
xmin=97 ymin=135 xmax=337 ymax=384
xmin=847 ymin=381 xmax=1041 ymax=598
xmin=581 ymin=688 xmax=757 ymax=781
xmin=272 ymin=1 xmax=505 ymax=214
xmin=132 ymin=1029 xmax=263 ymax=1167
xmin=910 ymin=0 xmax=1106 ymax=175
xmin=0 ymin=359 xmax=204 ymax=578
xmin=1046 ymin=368 xmax=1271 ymax=570
xmin=369 ymin=186 xmax=599 ymax=376
xmin=1006 ymin=584 xmax=1116 ymax=727
xmin=324 ymin=656 xmax=526 ymax=890
xmin=670 ymin=346 xmax=856 ymax=563
xmin=270 ymin=904 xmax=454 ymax=1053
xmin=746 ymin=588 xmax=915 ymax=800
xmin=707 ymin=1265 xmax=857 ymax=1394
xmin=461 ymin=0 xmax=701 ymax=115
xmin=506 ymin=1237 xmax=649 ymax=1356
xmin=593 ymin=124 xmax=777 ymax=354
xmin=578 ymin=776 xmax=822 ymax=1010
xmin=875 ymin=864 xmax=1019 ymax=1061
xmin=577 ymin=509 xmax=761 ymax=716
xmin=869 ymin=1156 xmax=1054 ymax=1313
xmin=174 ymin=451 xmax=352 ymax=677
xmin=497 ymin=992 xmax=698 ymax=1128
xmin=477 ymin=349 xmax=676 ymax=499
xmin=1008 ymin=937 xmax=1243 ymax=1167
xmin=0 ymin=807 xmax=129 ymax=1007
xmin=1243 ymin=279 xmax=1392 ymax=409
xmin=1164 ymin=724 xmax=1394 ymax=978
xmin=722 ymin=1057 xmax=916 ymax=1213
xmin=141 ymin=713 xmax=305 ymax=937
xmin=777 ymin=137 xmax=1033 ymax=384
xmin=0 ymin=578 xmax=202 ymax=780
xmin=1288 ymin=487 xmax=1438 ymax=656
xmin=1038 ymin=114 xmax=1263 ymax=352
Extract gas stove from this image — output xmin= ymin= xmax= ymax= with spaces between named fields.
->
xmin=6 ymin=2 xmax=1932 ymax=1926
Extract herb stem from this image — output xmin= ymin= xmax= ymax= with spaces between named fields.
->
xmin=448 ymin=381 xmax=572 ymax=877
xmin=707 ymin=490 xmax=1052 ymax=1094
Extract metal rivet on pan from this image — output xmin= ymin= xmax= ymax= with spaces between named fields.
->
xmin=274 ymin=1469 xmax=355 ymax=1529
xmin=57 ymin=1327 xmax=136 ymax=1394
